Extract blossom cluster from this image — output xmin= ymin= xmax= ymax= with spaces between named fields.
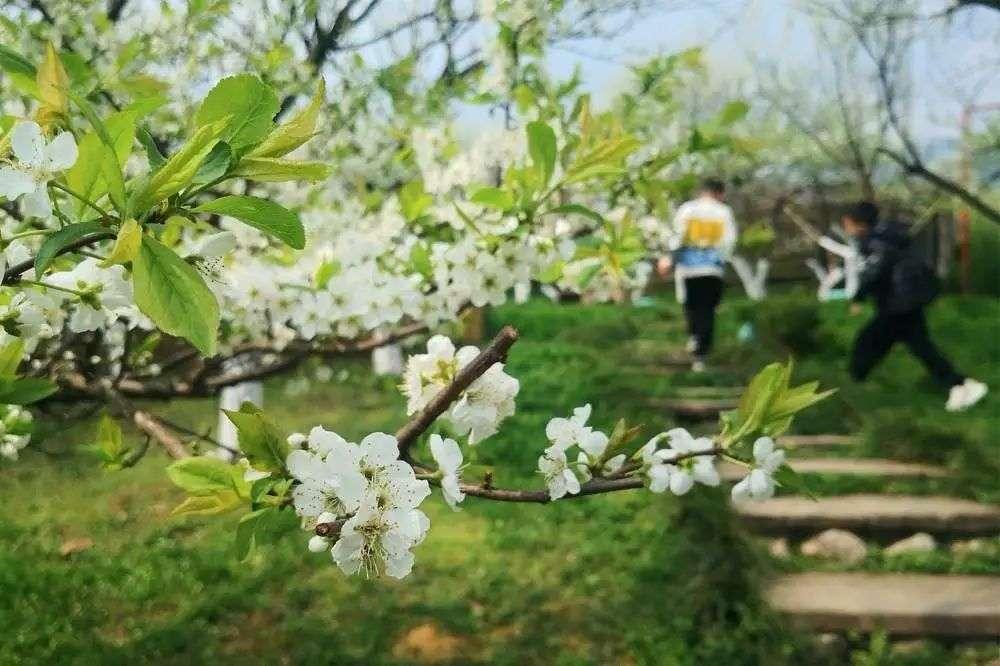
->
xmin=401 ymin=335 xmax=519 ymax=445
xmin=287 ymin=427 xmax=431 ymax=579
xmin=0 ymin=404 xmax=33 ymax=460
xmin=639 ymin=428 xmax=720 ymax=496
xmin=537 ymin=404 xmax=622 ymax=500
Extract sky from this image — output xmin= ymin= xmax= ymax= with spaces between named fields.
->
xmin=513 ymin=0 xmax=999 ymax=146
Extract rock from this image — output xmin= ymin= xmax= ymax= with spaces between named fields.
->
xmin=800 ymin=529 xmax=867 ymax=564
xmin=59 ymin=536 xmax=94 ymax=557
xmin=814 ymin=632 xmax=847 ymax=660
xmin=951 ymin=538 xmax=986 ymax=555
xmin=769 ymin=538 xmax=790 ymax=559
xmin=885 ymin=533 xmax=936 ymax=556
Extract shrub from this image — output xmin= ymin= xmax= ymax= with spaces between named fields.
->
xmin=750 ymin=292 xmax=823 ymax=356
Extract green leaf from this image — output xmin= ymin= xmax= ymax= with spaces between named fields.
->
xmin=132 ymin=235 xmax=220 ymax=356
xmin=0 ymin=377 xmax=57 ymax=404
xmin=193 ymin=195 xmax=305 ymax=249
xmin=100 ymin=219 xmax=142 ymax=267
xmin=235 ymin=507 xmax=296 ymax=560
xmin=223 ymin=403 xmax=289 ymax=474
xmin=132 ymin=118 xmax=228 ymax=213
xmin=715 ymin=100 xmax=749 ymax=126
xmin=399 ymin=181 xmax=433 ymax=222
xmin=94 ymin=414 xmax=125 ymax=467
xmin=249 ymin=78 xmax=324 ymax=158
xmin=137 ymin=126 xmax=165 ymax=169
xmin=0 ymin=45 xmax=35 ymax=77
xmin=172 ymin=492 xmax=244 ymax=517
xmin=191 ymin=142 xmax=232 ymax=186
xmin=774 ymin=464 xmax=816 ymax=501
xmin=577 ymin=262 xmax=603 ymax=289
xmin=66 ymin=99 xmax=149 ymax=215
xmin=231 ymin=157 xmax=328 ymax=182
xmin=34 ymin=221 xmax=111 ymax=276
xmin=195 ymin=74 xmax=280 ymax=153
xmin=469 ymin=186 xmax=515 ymax=211
xmin=537 ymin=260 xmax=564 ymax=284
xmin=545 ymin=203 xmax=604 ymax=224
xmin=166 ymin=456 xmax=248 ymax=496
xmin=526 ymin=120 xmax=557 ymax=186
xmin=409 ymin=242 xmax=432 ymax=278
xmin=312 ymin=259 xmax=340 ymax=288
xmin=0 ymin=339 xmax=24 ymax=378
xmin=513 ymin=84 xmax=534 ymax=113
xmin=100 ymin=142 xmax=127 ymax=217
xmin=564 ymin=135 xmax=640 ymax=185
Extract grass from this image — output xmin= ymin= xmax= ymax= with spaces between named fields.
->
xmin=0 ymin=292 xmax=997 ymax=664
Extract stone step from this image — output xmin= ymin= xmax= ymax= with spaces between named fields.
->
xmin=779 ymin=434 xmax=857 ymax=449
xmin=673 ymin=386 xmax=744 ymax=398
xmin=659 ymin=397 xmax=738 ymax=419
xmin=766 ymin=572 xmax=1000 ymax=637
xmin=720 ymin=458 xmax=950 ymax=481
xmin=735 ymin=494 xmax=1000 ymax=537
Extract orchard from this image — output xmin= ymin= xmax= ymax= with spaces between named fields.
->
xmin=1 ymin=1 xmax=997 ymax=663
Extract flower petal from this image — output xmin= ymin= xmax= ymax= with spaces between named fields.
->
xmin=42 ymin=131 xmax=78 ymax=171
xmin=669 ymin=470 xmax=694 ymax=496
xmin=426 ymin=334 xmax=455 ymax=359
xmin=752 ymin=436 xmax=775 ymax=462
xmin=20 ymin=184 xmax=51 ymax=219
xmin=360 ymin=431 xmax=399 ymax=464
xmin=429 ymin=433 xmax=462 ymax=472
xmin=0 ymin=166 xmax=36 ymax=199
xmin=731 ymin=475 xmax=752 ymax=503
xmin=11 ymin=121 xmax=44 ymax=168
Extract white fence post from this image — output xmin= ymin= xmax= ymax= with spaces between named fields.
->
xmin=216 ymin=380 xmax=264 ymax=460
xmin=372 ymin=343 xmax=404 ymax=376
xmin=730 ymin=255 xmax=769 ymax=301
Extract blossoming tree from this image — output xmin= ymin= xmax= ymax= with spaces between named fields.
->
xmin=0 ymin=1 xmax=831 ymax=579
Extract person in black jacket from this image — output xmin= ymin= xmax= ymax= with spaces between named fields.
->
xmin=843 ymin=201 xmax=987 ymax=411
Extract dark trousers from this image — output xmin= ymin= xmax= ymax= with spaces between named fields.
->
xmin=683 ymin=276 xmax=724 ymax=358
xmin=850 ymin=308 xmax=964 ymax=387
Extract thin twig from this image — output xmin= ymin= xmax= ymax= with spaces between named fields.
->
xmin=458 ymin=446 xmax=728 ymax=504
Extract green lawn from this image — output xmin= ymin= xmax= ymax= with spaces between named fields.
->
xmin=0 ymin=292 xmax=997 ymax=664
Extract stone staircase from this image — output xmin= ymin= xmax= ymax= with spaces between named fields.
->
xmin=738 ymin=433 xmax=1000 ymax=639
xmin=640 ymin=334 xmax=1000 ymax=641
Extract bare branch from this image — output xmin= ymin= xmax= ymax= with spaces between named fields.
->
xmin=878 ymin=147 xmax=1000 ymax=224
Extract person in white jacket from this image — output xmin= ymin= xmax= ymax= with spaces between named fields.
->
xmin=657 ymin=179 xmax=737 ymax=371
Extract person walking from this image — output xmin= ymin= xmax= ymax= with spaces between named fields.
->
xmin=843 ymin=201 xmax=988 ymax=411
xmin=657 ymin=179 xmax=737 ymax=372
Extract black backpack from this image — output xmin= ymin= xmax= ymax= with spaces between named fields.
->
xmin=889 ymin=252 xmax=939 ymax=314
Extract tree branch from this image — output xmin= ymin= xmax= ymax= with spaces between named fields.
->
xmin=878 ymin=147 xmax=1000 ymax=224
xmin=3 ymin=231 xmax=115 ymax=283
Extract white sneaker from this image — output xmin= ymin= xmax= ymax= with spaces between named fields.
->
xmin=685 ymin=336 xmax=698 ymax=354
xmin=946 ymin=379 xmax=988 ymax=412
xmin=691 ymin=359 xmax=706 ymax=373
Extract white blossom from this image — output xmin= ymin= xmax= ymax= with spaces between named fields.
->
xmin=538 ymin=445 xmax=581 ymax=500
xmin=429 ymin=433 xmax=464 ymax=509
xmin=0 ymin=121 xmax=77 ymax=219
xmin=330 ymin=494 xmax=430 ymax=579
xmin=658 ymin=428 xmax=720 ymax=495
xmin=731 ymin=437 xmax=786 ymax=503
